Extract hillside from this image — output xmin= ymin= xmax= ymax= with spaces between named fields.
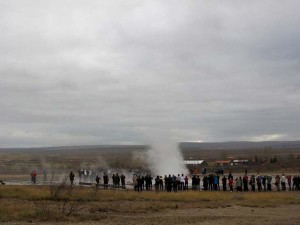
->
xmin=179 ymin=141 xmax=300 ymax=151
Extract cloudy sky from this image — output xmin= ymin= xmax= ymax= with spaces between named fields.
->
xmin=1 ymin=0 xmax=300 ymax=147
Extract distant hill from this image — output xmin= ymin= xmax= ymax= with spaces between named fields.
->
xmin=179 ymin=141 xmax=300 ymax=151
xmin=0 ymin=145 xmax=149 ymax=153
xmin=1 ymin=141 xmax=300 ymax=153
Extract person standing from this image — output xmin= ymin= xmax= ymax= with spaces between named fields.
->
xmin=112 ymin=174 xmax=116 ymax=188
xmin=222 ymin=175 xmax=227 ymax=191
xmin=184 ymin=175 xmax=189 ymax=190
xmin=180 ymin=174 xmax=185 ymax=191
xmin=267 ymin=175 xmax=272 ymax=191
xmin=275 ymin=175 xmax=280 ymax=191
xmin=69 ymin=171 xmax=75 ymax=186
xmin=155 ymin=175 xmax=160 ymax=193
xmin=121 ymin=174 xmax=126 ymax=189
xmin=281 ymin=174 xmax=287 ymax=191
xmin=32 ymin=170 xmax=37 ymax=184
xmin=236 ymin=177 xmax=242 ymax=192
xmin=103 ymin=173 xmax=109 ymax=189
xmin=95 ymin=175 xmax=100 ymax=188
xmin=243 ymin=174 xmax=248 ymax=191
xmin=262 ymin=176 xmax=267 ymax=191
xmin=250 ymin=175 xmax=256 ymax=191
xmin=287 ymin=175 xmax=292 ymax=191
xmin=208 ymin=174 xmax=213 ymax=191
xmin=228 ymin=172 xmax=233 ymax=180
xmin=167 ymin=175 xmax=172 ymax=192
xmin=292 ymin=175 xmax=297 ymax=190
xmin=228 ymin=178 xmax=233 ymax=192
xmin=164 ymin=175 xmax=168 ymax=191
xmin=159 ymin=176 xmax=164 ymax=190
xmin=132 ymin=174 xmax=138 ymax=191
xmin=116 ymin=173 xmax=120 ymax=189
xmin=256 ymin=174 xmax=262 ymax=191
xmin=213 ymin=175 xmax=218 ymax=191
xmin=137 ymin=176 xmax=143 ymax=193
xmin=173 ymin=175 xmax=178 ymax=192
xmin=192 ymin=175 xmax=196 ymax=191
xmin=196 ymin=175 xmax=201 ymax=191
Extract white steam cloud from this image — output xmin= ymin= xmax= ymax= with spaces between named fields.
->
xmin=145 ymin=129 xmax=188 ymax=176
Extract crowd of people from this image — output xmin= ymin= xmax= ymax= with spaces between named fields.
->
xmin=30 ymin=168 xmax=300 ymax=193
xmin=71 ymin=171 xmax=127 ymax=189
xmin=131 ymin=172 xmax=300 ymax=192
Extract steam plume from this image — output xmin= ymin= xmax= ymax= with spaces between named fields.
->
xmin=145 ymin=129 xmax=188 ymax=176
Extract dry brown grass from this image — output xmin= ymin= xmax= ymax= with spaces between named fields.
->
xmin=0 ymin=185 xmax=299 ymax=222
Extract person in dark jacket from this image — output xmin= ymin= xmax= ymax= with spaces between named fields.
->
xmin=208 ymin=174 xmax=213 ymax=191
xmin=222 ymin=175 xmax=227 ymax=191
xmin=121 ymin=174 xmax=126 ymax=189
xmin=184 ymin=175 xmax=189 ymax=190
xmin=250 ymin=175 xmax=256 ymax=191
xmin=69 ymin=171 xmax=75 ymax=185
xmin=262 ymin=176 xmax=267 ymax=191
xmin=137 ymin=176 xmax=143 ymax=192
xmin=243 ymin=174 xmax=248 ymax=191
xmin=166 ymin=175 xmax=172 ymax=192
xmin=203 ymin=175 xmax=208 ymax=191
xmin=95 ymin=175 xmax=100 ymax=188
xmin=103 ymin=173 xmax=109 ymax=189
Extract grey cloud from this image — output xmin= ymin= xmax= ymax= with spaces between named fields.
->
xmin=1 ymin=0 xmax=300 ymax=147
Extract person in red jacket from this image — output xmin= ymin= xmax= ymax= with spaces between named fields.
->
xmin=32 ymin=170 xmax=37 ymax=184
xmin=243 ymin=174 xmax=249 ymax=191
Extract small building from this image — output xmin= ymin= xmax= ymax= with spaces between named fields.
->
xmin=184 ymin=160 xmax=205 ymax=165
xmin=232 ymin=159 xmax=250 ymax=166
xmin=214 ymin=160 xmax=231 ymax=166
xmin=184 ymin=160 xmax=206 ymax=174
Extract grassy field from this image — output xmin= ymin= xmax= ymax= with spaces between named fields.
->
xmin=0 ymin=185 xmax=299 ymax=224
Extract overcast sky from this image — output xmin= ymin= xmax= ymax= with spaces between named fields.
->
xmin=1 ymin=0 xmax=300 ymax=147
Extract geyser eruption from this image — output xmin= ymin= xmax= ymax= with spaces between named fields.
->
xmin=145 ymin=130 xmax=188 ymax=176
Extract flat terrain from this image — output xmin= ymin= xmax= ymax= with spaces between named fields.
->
xmin=0 ymin=186 xmax=299 ymax=225
xmin=0 ymin=144 xmax=299 ymax=224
